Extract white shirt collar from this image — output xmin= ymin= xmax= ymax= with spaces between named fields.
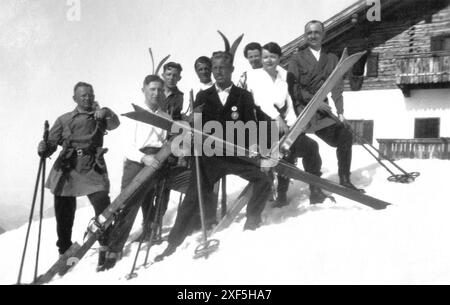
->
xmin=215 ymin=83 xmax=233 ymax=105
xmin=144 ymin=103 xmax=162 ymax=114
xmin=215 ymin=83 xmax=233 ymax=93
xmin=309 ymin=47 xmax=321 ymax=61
xmin=201 ymin=81 xmax=214 ymax=88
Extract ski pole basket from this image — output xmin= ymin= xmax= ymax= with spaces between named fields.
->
xmin=193 ymin=239 xmax=220 ymax=259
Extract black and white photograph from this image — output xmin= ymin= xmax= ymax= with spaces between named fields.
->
xmin=1 ymin=0 xmax=450 ymax=287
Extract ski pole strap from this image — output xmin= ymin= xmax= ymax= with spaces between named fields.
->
xmin=327 ymin=111 xmax=420 ymax=182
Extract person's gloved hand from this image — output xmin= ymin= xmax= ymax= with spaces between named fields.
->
xmin=276 ymin=116 xmax=289 ymax=136
xmin=141 ymin=155 xmax=156 ymax=166
xmin=37 ymin=141 xmax=49 ymax=157
xmin=94 ymin=108 xmax=108 ymax=120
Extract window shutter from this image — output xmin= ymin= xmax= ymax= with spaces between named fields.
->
xmin=366 ymin=53 xmax=379 ymax=77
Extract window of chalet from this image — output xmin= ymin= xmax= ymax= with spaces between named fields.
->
xmin=431 ymin=35 xmax=450 ymax=52
xmin=349 ymin=52 xmax=378 ymax=91
xmin=365 ymin=53 xmax=378 ymax=77
xmin=414 ymin=118 xmax=440 ymax=138
xmin=347 ymin=120 xmax=374 ymax=145
xmin=351 ymin=52 xmax=378 ymax=78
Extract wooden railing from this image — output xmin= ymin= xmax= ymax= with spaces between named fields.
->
xmin=395 ymin=51 xmax=450 ymax=85
xmin=377 ymin=138 xmax=450 ymax=160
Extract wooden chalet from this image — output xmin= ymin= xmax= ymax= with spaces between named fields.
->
xmin=281 ymin=0 xmax=450 ymax=160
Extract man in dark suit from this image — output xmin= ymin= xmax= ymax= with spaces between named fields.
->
xmin=155 ymin=51 xmax=272 ymax=260
xmin=288 ymin=20 xmax=363 ymax=192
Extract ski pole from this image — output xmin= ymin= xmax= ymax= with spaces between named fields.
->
xmin=352 ymin=130 xmax=419 ymax=182
xmin=126 ymin=189 xmax=157 ymax=280
xmin=143 ymin=178 xmax=167 ymax=266
xmin=17 ymin=121 xmax=49 ymax=284
xmin=34 ymin=121 xmax=49 ymax=282
xmin=17 ymin=158 xmax=43 ymax=285
xmin=192 ymin=148 xmax=220 ymax=259
xmin=352 ymin=133 xmax=398 ymax=177
xmin=328 ymin=112 xmax=419 ymax=183
xmin=189 ymin=90 xmax=219 ymax=259
xmin=221 ymin=177 xmax=227 ymax=219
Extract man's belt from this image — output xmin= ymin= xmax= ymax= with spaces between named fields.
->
xmin=75 ymin=148 xmax=95 ymax=157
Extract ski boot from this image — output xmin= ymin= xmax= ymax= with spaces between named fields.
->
xmin=339 ymin=174 xmax=365 ymax=193
xmin=243 ymin=215 xmax=262 ymax=231
xmin=309 ymin=185 xmax=335 ymax=205
xmin=96 ymin=246 xmax=109 ymax=272
xmin=154 ymin=243 xmax=177 ymax=262
xmin=272 ymin=192 xmax=289 ymax=208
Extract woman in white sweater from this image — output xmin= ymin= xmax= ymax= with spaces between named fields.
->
xmin=246 ymin=42 xmax=328 ymax=207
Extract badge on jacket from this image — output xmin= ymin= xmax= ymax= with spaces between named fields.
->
xmin=231 ymin=106 xmax=239 ymax=120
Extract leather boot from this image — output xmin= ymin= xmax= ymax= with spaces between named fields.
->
xmin=154 ymin=243 xmax=177 ymax=262
xmin=339 ymin=174 xmax=365 ymax=193
xmin=309 ymin=185 xmax=329 ymax=205
xmin=101 ymin=251 xmax=121 ymax=271
xmin=243 ymin=215 xmax=262 ymax=231
xmin=96 ymin=246 xmax=108 ymax=272
xmin=273 ymin=192 xmax=289 ymax=208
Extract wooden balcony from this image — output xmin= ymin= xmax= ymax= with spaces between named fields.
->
xmin=377 ymin=138 xmax=450 ymax=160
xmin=395 ymin=51 xmax=450 ymax=96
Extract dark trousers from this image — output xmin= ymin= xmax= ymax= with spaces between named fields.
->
xmin=315 ymin=123 xmax=353 ymax=177
xmin=167 ymin=156 xmax=272 ymax=248
xmin=54 ymin=191 xmax=111 ymax=254
xmin=108 ymin=159 xmax=190 ymax=253
xmin=277 ymin=134 xmax=322 ymax=195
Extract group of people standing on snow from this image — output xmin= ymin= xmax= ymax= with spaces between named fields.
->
xmin=37 ymin=20 xmax=364 ymax=271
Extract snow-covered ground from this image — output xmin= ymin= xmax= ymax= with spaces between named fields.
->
xmin=2 ymin=144 xmax=449 ymax=285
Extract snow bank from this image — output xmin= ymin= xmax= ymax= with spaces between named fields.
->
xmin=1 ymin=146 xmax=449 ymax=285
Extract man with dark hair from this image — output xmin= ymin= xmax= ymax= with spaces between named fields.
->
xmin=243 ymin=42 xmax=263 ymax=69
xmin=305 ymin=20 xmax=325 ymax=33
xmin=288 ymin=20 xmax=363 ymax=192
xmin=155 ymin=51 xmax=272 ymax=261
xmin=162 ymin=62 xmax=184 ymax=120
xmin=104 ymin=74 xmax=191 ymax=269
xmin=238 ymin=42 xmax=263 ymax=90
xmin=192 ymin=56 xmax=213 ymax=98
xmin=37 ymin=82 xmax=120 ymax=271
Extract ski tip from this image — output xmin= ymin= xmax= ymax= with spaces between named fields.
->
xmin=342 ymin=47 xmax=348 ymax=58
xmin=121 ymin=112 xmax=134 ymax=118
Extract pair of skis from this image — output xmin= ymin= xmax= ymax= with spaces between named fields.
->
xmin=124 ymin=49 xmax=390 ymax=209
xmin=32 ymin=142 xmax=174 ymax=285
xmin=121 ymin=49 xmax=391 ymax=252
xmin=34 ymin=48 xmax=387 ymax=283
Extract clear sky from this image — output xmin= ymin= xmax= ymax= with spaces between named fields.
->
xmin=0 ymin=0 xmax=355 ymax=220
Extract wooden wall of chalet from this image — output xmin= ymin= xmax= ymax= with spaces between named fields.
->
xmin=324 ymin=0 xmax=450 ymax=91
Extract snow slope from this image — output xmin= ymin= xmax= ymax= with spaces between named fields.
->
xmin=1 ymin=145 xmax=449 ymax=285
